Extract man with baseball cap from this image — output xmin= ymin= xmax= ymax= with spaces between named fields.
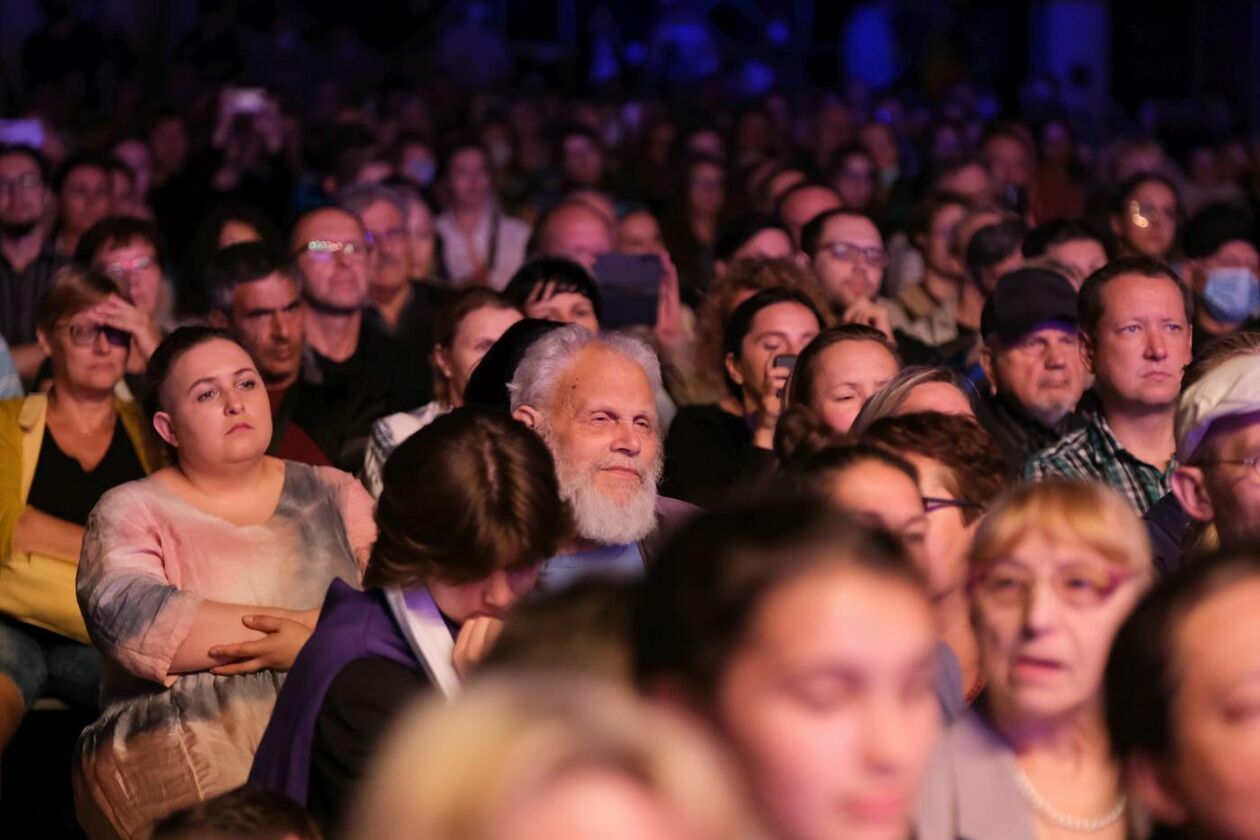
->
xmin=1024 ymin=256 xmax=1193 ymax=513
xmin=978 ymin=266 xmax=1088 ymax=470
xmin=1170 ymin=348 xmax=1260 ymax=557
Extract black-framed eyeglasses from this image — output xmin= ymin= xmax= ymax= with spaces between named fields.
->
xmin=65 ymin=323 xmax=130 ymax=347
xmin=818 ymin=241 xmax=890 ymax=268
xmin=923 ymin=497 xmax=985 ymax=514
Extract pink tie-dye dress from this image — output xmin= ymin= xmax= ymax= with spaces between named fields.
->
xmin=71 ymin=462 xmax=376 ymax=839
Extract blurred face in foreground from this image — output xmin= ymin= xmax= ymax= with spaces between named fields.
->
xmin=716 ymin=563 xmax=939 ymax=840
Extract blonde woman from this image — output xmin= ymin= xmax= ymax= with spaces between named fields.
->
xmin=344 ymin=674 xmax=761 ymax=840
xmin=917 ymin=479 xmax=1154 ymax=840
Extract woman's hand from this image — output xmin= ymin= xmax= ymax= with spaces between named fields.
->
xmin=94 ymin=295 xmax=163 ymax=362
xmin=207 ymin=611 xmax=316 ymax=676
xmin=654 ymin=251 xmax=686 ymax=352
xmin=452 ymin=615 xmax=505 ymax=679
xmin=752 ymin=353 xmax=793 ymax=450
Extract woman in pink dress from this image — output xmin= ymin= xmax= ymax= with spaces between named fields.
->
xmin=73 ymin=327 xmax=375 ymax=839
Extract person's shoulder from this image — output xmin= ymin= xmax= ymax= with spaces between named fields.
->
xmin=1023 ymin=424 xmax=1091 ymax=472
xmin=91 ymin=472 xmax=167 ymax=518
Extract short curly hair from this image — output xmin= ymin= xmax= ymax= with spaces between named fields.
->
xmin=860 ymin=411 xmax=1009 ymax=523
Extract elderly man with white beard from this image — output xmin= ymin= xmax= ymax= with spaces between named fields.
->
xmin=509 ymin=324 xmax=695 ymax=590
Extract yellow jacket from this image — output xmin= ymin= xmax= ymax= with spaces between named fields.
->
xmin=0 ymin=394 xmax=163 ymax=642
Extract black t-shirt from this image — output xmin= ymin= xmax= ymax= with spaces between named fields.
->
xmin=662 ymin=404 xmax=775 ymax=508
xmin=307 ymin=656 xmax=431 ymax=835
xmin=27 ymin=417 xmax=145 ymax=526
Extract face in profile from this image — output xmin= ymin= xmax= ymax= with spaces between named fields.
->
xmin=154 ymin=338 xmax=274 ymax=469
xmin=716 ymin=564 xmax=939 ymax=840
xmin=807 ymin=339 xmax=900 ymax=435
xmin=972 ymin=529 xmax=1146 ymax=725
xmin=428 ymin=566 xmax=541 ymax=625
xmin=826 ymin=459 xmax=929 ymax=563
xmin=1144 ymin=576 xmax=1260 ymax=840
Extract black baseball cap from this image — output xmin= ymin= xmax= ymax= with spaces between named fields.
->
xmin=981 ymin=267 xmax=1078 ymax=345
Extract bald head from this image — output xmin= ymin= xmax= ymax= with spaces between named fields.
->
xmin=535 ymin=201 xmax=614 ymax=271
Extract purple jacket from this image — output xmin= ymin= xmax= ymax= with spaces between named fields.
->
xmin=248 ymin=580 xmax=423 ymax=804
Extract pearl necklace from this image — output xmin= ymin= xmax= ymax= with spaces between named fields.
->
xmin=1011 ymin=766 xmax=1127 ymax=832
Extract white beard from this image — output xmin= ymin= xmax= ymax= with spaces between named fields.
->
xmin=540 ymin=422 xmax=663 ymax=546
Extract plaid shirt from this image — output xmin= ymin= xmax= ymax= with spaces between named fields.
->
xmin=0 ymin=242 xmax=66 ymax=346
xmin=1021 ymin=413 xmax=1175 ymax=513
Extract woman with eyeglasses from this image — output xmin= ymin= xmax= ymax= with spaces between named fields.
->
xmin=0 ymin=267 xmax=163 ymax=755
xmin=916 ymin=479 xmax=1153 ymax=840
xmin=861 ymin=411 xmax=1009 ymax=708
xmin=1110 ymin=172 xmax=1181 ymax=261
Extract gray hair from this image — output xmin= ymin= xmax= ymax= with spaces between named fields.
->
xmin=337 ymin=183 xmax=409 ymax=224
xmin=508 ymin=324 xmax=664 ymax=417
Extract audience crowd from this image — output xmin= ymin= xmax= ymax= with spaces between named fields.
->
xmin=6 ymin=11 xmax=1260 ymax=839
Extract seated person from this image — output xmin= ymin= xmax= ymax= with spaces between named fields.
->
xmin=75 ymin=216 xmax=173 ymax=379
xmin=635 ymin=495 xmax=942 ymax=840
xmin=849 ymin=365 xmax=980 ymax=436
xmin=779 ymin=323 xmax=902 ymax=440
xmin=0 ymin=267 xmax=163 ymax=754
xmin=509 ymin=325 xmax=694 ymax=588
xmin=250 ymin=407 xmax=567 ymax=834
xmin=344 ymin=675 xmax=755 ymax=840
xmin=151 ymin=786 xmax=321 ymax=840
xmin=663 ymin=287 xmax=824 ymax=507
xmin=74 ymin=327 xmax=375 ymax=840
xmin=362 ymin=289 xmax=521 ymax=496
xmin=503 ymin=257 xmax=601 ymax=333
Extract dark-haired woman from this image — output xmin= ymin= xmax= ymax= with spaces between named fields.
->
xmin=74 ymin=327 xmax=375 ymax=839
xmin=1107 ymin=548 xmax=1260 ymax=840
xmin=251 ymin=406 xmax=567 ymax=834
xmin=503 ymin=256 xmax=602 ymax=333
xmin=634 ymin=495 xmax=942 ymax=840
xmin=662 ymin=287 xmax=823 ymax=506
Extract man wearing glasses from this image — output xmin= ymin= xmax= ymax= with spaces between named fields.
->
xmin=289 ymin=206 xmax=420 ymax=470
xmin=0 ymin=144 xmax=66 ymax=381
xmin=1171 ymin=352 xmax=1260 ymax=560
xmin=801 ymin=208 xmax=897 ymax=340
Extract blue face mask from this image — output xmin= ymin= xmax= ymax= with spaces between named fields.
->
xmin=1204 ymin=266 xmax=1260 ymax=324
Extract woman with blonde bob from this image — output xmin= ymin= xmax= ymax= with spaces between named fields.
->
xmin=344 ymin=674 xmax=762 ymax=840
xmin=917 ymin=479 xmax=1153 ymax=840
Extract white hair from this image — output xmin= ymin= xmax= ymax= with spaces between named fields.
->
xmin=508 ymin=324 xmax=664 ymax=417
